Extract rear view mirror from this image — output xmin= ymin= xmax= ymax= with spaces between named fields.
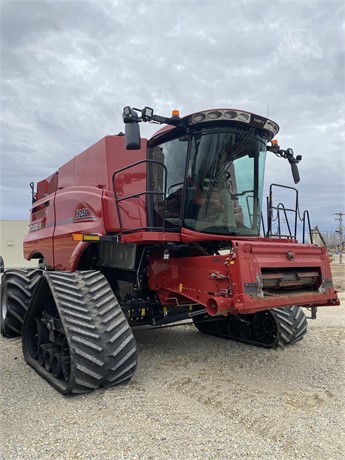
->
xmin=125 ymin=122 xmax=141 ymax=150
xmin=286 ymin=148 xmax=301 ymax=184
xmin=268 ymin=142 xmax=302 ymax=185
xmin=290 ymin=161 xmax=300 ymax=184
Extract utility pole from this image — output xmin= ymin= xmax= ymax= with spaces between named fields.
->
xmin=334 ymin=212 xmax=344 ymax=263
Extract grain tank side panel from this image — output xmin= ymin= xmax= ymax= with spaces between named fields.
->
xmin=102 ymin=136 xmax=148 ymax=233
xmin=52 ymin=136 xmax=148 ymax=269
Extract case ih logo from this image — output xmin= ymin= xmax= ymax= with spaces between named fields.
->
xmin=253 ymin=117 xmax=264 ymax=124
xmin=30 ymin=222 xmax=43 ymax=232
xmin=251 ymin=116 xmax=265 ymax=127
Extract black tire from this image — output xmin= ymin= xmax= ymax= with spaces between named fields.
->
xmin=22 ymin=271 xmax=138 ymax=394
xmin=270 ymin=306 xmax=308 ymax=346
xmin=0 ymin=269 xmax=42 ymax=337
xmin=250 ymin=306 xmax=308 ymax=347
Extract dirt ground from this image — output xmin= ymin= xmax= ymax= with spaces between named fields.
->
xmin=0 ymin=264 xmax=344 ymax=460
xmin=330 ymin=263 xmax=345 ymax=292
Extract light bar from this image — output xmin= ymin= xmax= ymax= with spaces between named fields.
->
xmin=189 ymin=109 xmax=279 ymax=138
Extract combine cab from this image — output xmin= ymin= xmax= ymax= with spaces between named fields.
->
xmin=0 ymin=106 xmax=339 ymax=394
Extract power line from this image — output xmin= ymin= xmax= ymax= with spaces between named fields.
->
xmin=334 ymin=211 xmax=344 ymax=263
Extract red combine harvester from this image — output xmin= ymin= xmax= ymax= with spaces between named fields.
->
xmin=0 ymin=106 xmax=339 ymax=394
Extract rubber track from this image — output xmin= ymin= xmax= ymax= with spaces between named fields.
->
xmin=0 ymin=269 xmax=42 ymax=337
xmin=193 ymin=306 xmax=308 ymax=348
xmin=22 ymin=271 xmax=138 ymax=394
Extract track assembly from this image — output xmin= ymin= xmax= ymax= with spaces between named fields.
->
xmin=0 ymin=269 xmax=42 ymax=337
xmin=22 ymin=271 xmax=138 ymax=394
xmin=192 ymin=306 xmax=308 ymax=348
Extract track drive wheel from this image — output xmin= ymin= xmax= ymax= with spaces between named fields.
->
xmin=22 ymin=271 xmax=138 ymax=394
xmin=0 ymin=269 xmax=42 ymax=337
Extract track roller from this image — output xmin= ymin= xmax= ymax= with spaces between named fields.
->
xmin=0 ymin=269 xmax=42 ymax=337
xmin=22 ymin=271 xmax=138 ymax=394
xmin=193 ymin=306 xmax=307 ymax=348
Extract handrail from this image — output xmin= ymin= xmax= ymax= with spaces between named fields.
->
xmin=265 ymin=183 xmax=313 ymax=243
xmin=302 ymin=210 xmax=313 ymax=244
xmin=112 ymin=159 xmax=168 ymax=233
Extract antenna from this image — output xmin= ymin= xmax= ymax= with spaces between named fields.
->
xmin=267 ymin=103 xmax=270 ymax=118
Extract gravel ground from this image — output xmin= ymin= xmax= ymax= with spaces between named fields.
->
xmin=0 ymin=265 xmax=344 ymax=460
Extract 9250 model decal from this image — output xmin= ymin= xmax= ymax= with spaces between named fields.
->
xmin=73 ymin=207 xmax=97 ymax=222
xmin=75 ymin=208 xmax=89 ymax=219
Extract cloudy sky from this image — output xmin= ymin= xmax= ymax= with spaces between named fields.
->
xmin=1 ymin=0 xmax=344 ymax=234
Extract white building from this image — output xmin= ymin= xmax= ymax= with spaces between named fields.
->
xmin=0 ymin=220 xmax=38 ymax=269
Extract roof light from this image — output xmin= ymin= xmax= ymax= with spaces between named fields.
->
xmin=171 ymin=109 xmax=180 ymax=117
xmin=223 ymin=110 xmax=238 ymax=119
xmin=207 ymin=110 xmax=222 ymax=120
xmin=187 ymin=109 xmax=280 ymax=137
xmin=264 ymin=120 xmax=279 ymax=135
xmin=192 ymin=113 xmax=206 ymax=123
xmin=238 ymin=112 xmax=250 ymax=121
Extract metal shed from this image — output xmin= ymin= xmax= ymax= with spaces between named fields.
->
xmin=0 ymin=220 xmax=37 ymax=269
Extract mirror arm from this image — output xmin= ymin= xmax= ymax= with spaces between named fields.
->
xmin=123 ymin=106 xmax=187 ymax=129
xmin=267 ymin=142 xmax=302 ymax=184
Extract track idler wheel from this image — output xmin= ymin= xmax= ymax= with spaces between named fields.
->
xmin=44 ymin=346 xmax=61 ymax=373
xmin=193 ymin=306 xmax=307 ymax=348
xmin=0 ymin=269 xmax=42 ymax=337
xmin=25 ymin=316 xmax=49 ymax=359
xmin=251 ymin=310 xmax=277 ymax=345
xmin=22 ymin=271 xmax=138 ymax=394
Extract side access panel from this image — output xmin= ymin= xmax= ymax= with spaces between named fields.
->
xmin=53 ymin=187 xmax=105 ymax=270
xmin=24 ymin=194 xmax=56 ymax=267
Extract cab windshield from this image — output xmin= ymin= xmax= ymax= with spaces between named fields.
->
xmin=148 ymin=127 xmax=267 ymax=236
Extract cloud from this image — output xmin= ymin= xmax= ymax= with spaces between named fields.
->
xmin=1 ymin=0 xmax=344 ymax=233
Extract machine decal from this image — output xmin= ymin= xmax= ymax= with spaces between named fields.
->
xmin=30 ymin=222 xmax=44 ymax=232
xmin=73 ymin=207 xmax=97 ymax=222
xmin=76 ymin=208 xmax=89 ymax=219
